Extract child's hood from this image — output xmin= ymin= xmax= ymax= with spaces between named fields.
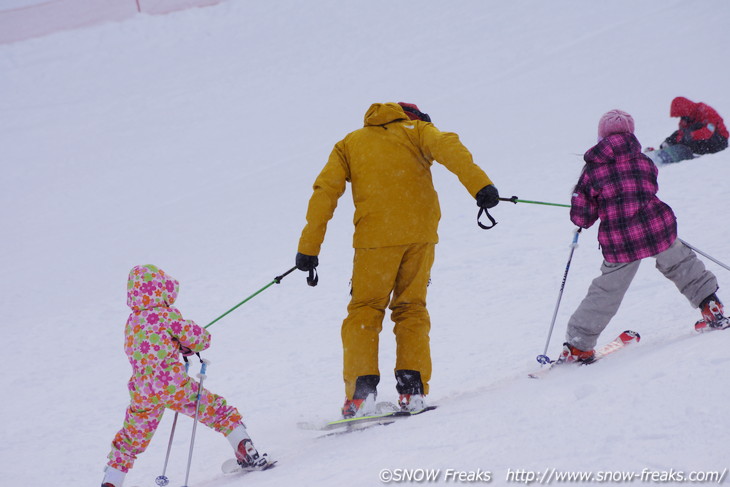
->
xmin=126 ymin=264 xmax=179 ymax=311
xmin=584 ymin=132 xmax=642 ymax=165
xmin=670 ymin=96 xmax=696 ymax=118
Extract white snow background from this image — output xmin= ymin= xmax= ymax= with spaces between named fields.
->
xmin=2 ymin=1 xmax=730 ymax=486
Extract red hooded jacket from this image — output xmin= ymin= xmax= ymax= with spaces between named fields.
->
xmin=670 ymin=96 xmax=728 ymax=141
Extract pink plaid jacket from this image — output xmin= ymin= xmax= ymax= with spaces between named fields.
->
xmin=570 ymin=133 xmax=677 ymax=263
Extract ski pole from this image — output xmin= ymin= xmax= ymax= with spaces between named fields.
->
xmin=154 ymin=358 xmax=191 ymax=487
xmin=478 ymin=195 xmax=571 ymax=229
xmin=679 ymin=239 xmax=730 ymax=273
xmin=500 ymin=195 xmax=571 ymax=208
xmin=205 ymin=266 xmax=297 ymax=329
xmin=182 ymin=356 xmax=209 ymax=487
xmin=537 ymin=228 xmax=582 ymax=365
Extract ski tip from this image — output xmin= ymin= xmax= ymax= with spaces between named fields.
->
xmin=527 ymin=368 xmax=551 ymax=379
xmin=221 ymin=458 xmax=239 ymax=474
xmin=258 ymin=460 xmax=278 ymax=471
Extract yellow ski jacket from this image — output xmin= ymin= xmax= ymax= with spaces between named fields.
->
xmin=298 ymin=102 xmax=493 ymax=255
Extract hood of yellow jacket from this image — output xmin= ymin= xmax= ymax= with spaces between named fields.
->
xmin=363 ymin=102 xmax=409 ymax=127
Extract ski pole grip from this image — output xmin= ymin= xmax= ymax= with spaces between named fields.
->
xmin=570 ymin=227 xmax=581 ymax=247
xmin=183 ymin=356 xmax=190 ymax=373
xmin=198 ymin=358 xmax=210 ymax=378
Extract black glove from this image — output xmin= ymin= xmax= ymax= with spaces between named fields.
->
xmin=475 ymin=184 xmax=499 ymax=209
xmin=296 ymin=252 xmax=319 ymax=272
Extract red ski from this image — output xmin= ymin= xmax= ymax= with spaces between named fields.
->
xmin=594 ymin=330 xmax=641 ymax=360
xmin=529 ymin=330 xmax=640 ymax=379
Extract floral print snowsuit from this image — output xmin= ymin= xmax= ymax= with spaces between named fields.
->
xmin=107 ymin=265 xmax=242 ymax=473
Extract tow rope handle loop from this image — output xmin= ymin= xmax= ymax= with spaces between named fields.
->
xmin=477 ymin=207 xmax=497 ymax=229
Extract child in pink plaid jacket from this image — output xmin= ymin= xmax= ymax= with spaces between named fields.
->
xmin=556 ymin=110 xmax=726 ymax=364
xmin=101 ymin=265 xmax=273 ymax=487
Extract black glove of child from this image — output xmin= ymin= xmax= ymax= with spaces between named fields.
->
xmin=475 ymin=184 xmax=500 ymax=209
xmin=296 ymin=252 xmax=319 ymax=272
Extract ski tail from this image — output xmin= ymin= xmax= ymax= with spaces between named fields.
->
xmin=594 ymin=329 xmax=640 ymax=359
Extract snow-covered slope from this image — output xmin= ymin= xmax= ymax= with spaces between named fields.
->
xmin=2 ymin=1 xmax=729 ymax=486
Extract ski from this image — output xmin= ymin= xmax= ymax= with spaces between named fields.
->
xmin=298 ymin=405 xmax=437 ymax=433
xmin=221 ymin=458 xmax=278 ymax=475
xmin=644 ymin=145 xmax=695 ymax=165
xmin=528 ymin=330 xmax=640 ymax=379
xmin=594 ymin=329 xmax=641 ymax=359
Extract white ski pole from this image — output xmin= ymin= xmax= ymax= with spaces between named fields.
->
xmin=537 ymin=228 xmax=581 ymax=365
xmin=181 ymin=356 xmax=209 ymax=487
xmin=155 ymin=358 xmax=190 ymax=487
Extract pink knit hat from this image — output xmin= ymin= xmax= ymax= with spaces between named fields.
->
xmin=597 ymin=109 xmax=635 ymax=139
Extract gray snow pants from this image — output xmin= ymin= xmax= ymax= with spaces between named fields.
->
xmin=566 ymin=239 xmax=718 ymax=350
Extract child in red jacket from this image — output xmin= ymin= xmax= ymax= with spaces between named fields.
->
xmin=662 ymin=96 xmax=728 ymax=155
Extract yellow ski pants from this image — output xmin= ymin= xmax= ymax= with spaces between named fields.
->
xmin=342 ymin=243 xmax=434 ymax=399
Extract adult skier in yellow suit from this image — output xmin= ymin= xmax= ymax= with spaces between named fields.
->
xmin=296 ymin=102 xmax=499 ymax=418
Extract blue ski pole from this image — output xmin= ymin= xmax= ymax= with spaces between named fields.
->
xmin=155 ymin=358 xmax=190 ymax=487
xmin=181 ymin=356 xmax=209 ymax=487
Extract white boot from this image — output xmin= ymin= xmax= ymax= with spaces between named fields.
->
xmin=227 ymin=423 xmax=272 ymax=470
xmin=101 ymin=465 xmax=125 ymax=487
xmin=398 ymin=394 xmax=427 ymax=412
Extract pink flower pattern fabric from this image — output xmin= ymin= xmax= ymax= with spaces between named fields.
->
xmin=107 ymin=265 xmax=242 ymax=473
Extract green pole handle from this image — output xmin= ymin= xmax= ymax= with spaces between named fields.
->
xmin=204 ymin=266 xmax=297 ymax=329
xmin=500 ymin=196 xmax=570 ymax=208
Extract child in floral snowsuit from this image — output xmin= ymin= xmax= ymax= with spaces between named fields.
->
xmin=101 ymin=265 xmax=272 ymax=487
xmin=557 ymin=110 xmax=726 ymax=364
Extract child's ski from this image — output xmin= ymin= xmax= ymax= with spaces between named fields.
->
xmin=221 ymin=458 xmax=278 ymax=475
xmin=528 ymin=330 xmax=640 ymax=379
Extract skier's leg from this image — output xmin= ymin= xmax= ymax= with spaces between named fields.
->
xmin=165 ymin=377 xmax=243 ymax=436
xmin=341 ymin=246 xmax=402 ymax=399
xmin=689 ymin=132 xmax=728 ymax=155
xmin=162 ymin=379 xmax=271 ymax=469
xmin=390 ymin=243 xmax=434 ymax=395
xmin=107 ymin=400 xmax=165 ymax=473
xmin=654 ymin=239 xmax=718 ymax=307
xmin=566 ymin=259 xmax=640 ymax=351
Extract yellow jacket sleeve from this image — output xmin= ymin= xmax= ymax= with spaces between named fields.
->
xmin=297 ymin=141 xmax=349 ymax=256
xmin=419 ymin=124 xmax=493 ymax=196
